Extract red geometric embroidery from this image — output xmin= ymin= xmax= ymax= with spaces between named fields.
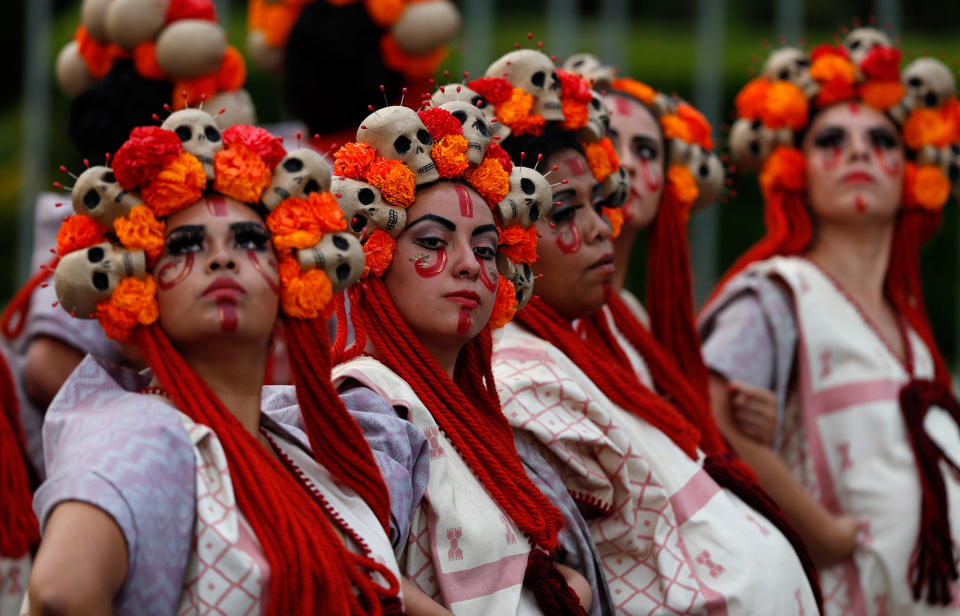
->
xmin=745 ymin=514 xmax=771 ymax=536
xmin=2 ymin=566 xmax=22 ymax=595
xmin=423 ymin=426 xmax=446 ymax=460
xmin=499 ymin=514 xmax=518 ymax=545
xmin=837 ymin=442 xmax=853 ymax=471
xmin=447 ymin=527 xmax=463 ymax=561
xmin=695 ymin=550 xmax=725 ymax=578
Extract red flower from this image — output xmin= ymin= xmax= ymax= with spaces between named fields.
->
xmin=557 ymin=69 xmax=592 ymax=103
xmin=417 ymin=107 xmax=462 ymax=140
xmin=810 ymin=44 xmax=849 ymax=62
xmin=860 ymin=46 xmax=901 ymax=81
xmin=112 ymin=126 xmax=183 ymax=190
xmin=165 ymin=0 xmax=217 ymax=22
xmin=468 ymin=77 xmax=513 ymax=105
xmin=485 ymin=142 xmax=513 ymax=173
xmin=222 ymin=125 xmax=286 ymax=169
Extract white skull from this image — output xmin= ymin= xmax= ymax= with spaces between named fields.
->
xmin=357 ymin=106 xmax=438 ymax=185
xmin=600 ymin=166 xmax=630 ymax=208
xmin=844 ymin=27 xmax=892 ymax=70
xmin=562 ymin=53 xmax=616 ymax=89
xmin=209 ymin=89 xmax=257 ymax=129
xmin=72 ymin=165 xmax=141 ymax=227
xmin=390 ymin=0 xmax=461 ymax=56
xmin=763 ymin=47 xmax=818 ymax=98
xmin=728 ymin=118 xmax=793 ymax=172
xmin=332 ymin=177 xmax=406 ymax=239
xmin=262 ymin=149 xmax=331 ymax=211
xmin=104 ymin=0 xmax=168 ymax=50
xmin=649 ymin=92 xmax=676 ymax=118
xmin=155 ymin=19 xmax=227 ymax=80
xmin=496 ymin=167 xmax=549 ymax=227
xmin=670 ymin=140 xmax=724 ymax=210
xmin=54 ymin=242 xmax=146 ymax=318
xmin=495 ymin=253 xmax=534 ymax=310
xmin=579 ymin=90 xmax=610 ymax=143
xmin=439 ymin=101 xmax=490 ymax=165
xmin=431 ymin=83 xmax=510 ymax=142
xmin=904 ymin=58 xmax=956 ymax=109
xmin=56 ymin=41 xmax=95 ymax=97
xmin=295 ymin=232 xmax=365 ymax=294
xmin=161 ymin=109 xmax=224 ymax=180
xmin=81 ymin=0 xmax=112 ymax=42
xmin=486 ymin=49 xmax=564 ymax=122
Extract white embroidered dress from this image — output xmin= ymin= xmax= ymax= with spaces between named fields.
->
xmin=492 ymin=321 xmax=818 ymax=615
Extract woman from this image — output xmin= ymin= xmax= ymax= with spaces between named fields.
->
xmin=484 ymin=48 xmax=821 ymax=614
xmin=699 ymin=31 xmax=960 ymax=612
xmin=330 ymin=103 xmax=610 ymax=615
xmin=26 ymin=110 xmax=402 ymax=614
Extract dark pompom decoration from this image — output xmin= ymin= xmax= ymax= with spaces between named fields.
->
xmin=68 ymin=60 xmax=171 ymax=162
xmin=284 ymin=2 xmax=404 ymax=136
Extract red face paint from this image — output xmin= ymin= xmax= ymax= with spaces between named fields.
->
xmin=457 ymin=309 xmax=471 ymax=335
xmin=157 ymin=252 xmax=195 ymax=290
xmin=206 ymin=195 xmax=228 ymax=217
xmin=848 ymin=102 xmax=861 ymax=114
xmin=855 ymin=195 xmax=867 ymax=213
xmin=874 ymin=147 xmax=901 ymax=177
xmin=478 ymin=258 xmax=497 ymax=292
xmin=413 ymin=249 xmax=447 ymax=277
xmin=455 ymin=184 xmax=474 ymax=219
xmin=614 ymin=97 xmax=631 ymax=116
xmin=247 ymin=250 xmax=279 ymax=295
xmin=823 ymin=146 xmax=842 ymax=170
xmin=639 ymin=158 xmax=662 ymax=192
xmin=565 ymin=156 xmax=588 ymax=177
xmin=555 ymin=221 xmax=582 ymax=254
xmin=217 ymin=300 xmax=238 ymax=333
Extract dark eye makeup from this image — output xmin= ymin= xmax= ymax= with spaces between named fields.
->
xmin=165 ymin=225 xmax=205 ymax=255
xmin=232 ymin=222 xmax=271 ymax=251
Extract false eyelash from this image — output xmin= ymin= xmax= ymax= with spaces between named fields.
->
xmin=165 ymin=229 xmax=205 ymax=254
xmin=813 ymin=128 xmax=845 ymax=149
xmin=235 ymin=226 xmax=271 ymax=250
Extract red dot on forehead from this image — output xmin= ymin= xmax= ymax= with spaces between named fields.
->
xmin=614 ymin=97 xmax=632 ymax=116
xmin=206 ymin=195 xmax=228 ymax=217
xmin=848 ymin=102 xmax=861 ymax=114
xmin=565 ymin=156 xmax=588 ymax=177
xmin=454 ymin=183 xmax=474 ymax=218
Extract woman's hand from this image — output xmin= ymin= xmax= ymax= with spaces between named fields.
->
xmin=555 ymin=563 xmax=592 ymax=612
xmin=729 ymin=380 xmax=779 ymax=446
xmin=818 ymin=514 xmax=861 ymax=567
xmin=400 ymin=578 xmax=454 ymax=616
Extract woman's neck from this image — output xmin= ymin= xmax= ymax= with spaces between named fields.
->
xmin=612 ymin=226 xmax=640 ymax=293
xmin=804 ymin=220 xmax=895 ymax=306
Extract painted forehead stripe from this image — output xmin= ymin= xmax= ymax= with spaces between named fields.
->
xmin=206 ymin=194 xmax=228 ymax=217
xmin=454 ymin=183 xmax=474 ymax=219
xmin=565 ymin=156 xmax=588 ymax=177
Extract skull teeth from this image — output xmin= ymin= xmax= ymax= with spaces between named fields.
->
xmin=417 ymin=163 xmax=436 ymax=174
xmin=468 ymin=142 xmax=482 ymax=150
xmin=544 ymin=102 xmax=562 ymax=110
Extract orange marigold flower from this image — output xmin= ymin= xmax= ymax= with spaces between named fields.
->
xmin=216 ymin=46 xmax=247 ymax=92
xmin=904 ymin=108 xmax=951 ymax=150
xmin=363 ymin=230 xmax=397 ymax=277
xmin=660 ymin=114 xmax=692 ymax=143
xmin=859 ymin=81 xmax=905 ymax=111
xmin=172 ymin=74 xmax=219 ymax=110
xmin=676 ymin=103 xmax=714 ymax=150
xmin=96 ymin=275 xmax=159 ymax=342
xmin=333 ymin=142 xmax=378 ymax=180
xmin=278 ymin=256 xmax=302 ymax=288
xmin=499 ymin=225 xmax=538 ymax=264
xmin=365 ymin=0 xmax=405 ymax=26
xmin=368 ymin=159 xmax=416 ymax=208
xmin=142 ymin=152 xmax=207 ymax=216
xmin=904 ymin=163 xmax=950 ymax=211
xmin=248 ymin=0 xmax=306 ymax=47
xmin=603 ymin=206 xmax=624 ymax=238
xmin=132 ymin=42 xmax=166 ymax=81
xmin=584 ymin=141 xmax=616 ymax=182
xmin=940 ymin=98 xmax=960 ymax=142
xmin=497 ymin=88 xmax=535 ymax=126
xmin=599 ymin=137 xmax=620 ymax=169
xmin=488 ymin=276 xmax=517 ymax=329
xmin=759 ymin=146 xmax=807 ymax=198
xmin=432 ymin=134 xmax=470 ymax=178
xmin=561 ymin=99 xmax=589 ymax=131
xmin=57 ymin=215 xmax=108 ymax=256
xmin=735 ymin=78 xmax=771 ymax=120
xmin=509 ymin=113 xmax=546 ymax=137
xmin=281 ymin=267 xmax=334 ymax=319
xmin=214 ymin=144 xmax=272 ymax=204
xmin=612 ymin=78 xmax=657 ymax=105
xmin=760 ymin=81 xmax=809 ymax=130
xmin=667 ymin=165 xmax=699 ymax=214
xmin=268 ymin=192 xmax=346 ymax=250
xmin=75 ymin=24 xmax=124 ymax=79
xmin=815 ymin=79 xmax=857 ymax=108
xmin=811 ymin=54 xmax=857 ymax=107
xmin=464 ymin=157 xmax=510 ymax=205
xmin=113 ymin=206 xmax=165 ymax=265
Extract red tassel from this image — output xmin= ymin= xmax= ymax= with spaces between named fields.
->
xmin=1 ymin=256 xmax=59 ymax=340
xmin=0 ymin=346 xmax=39 ymax=558
xmin=523 ymin=550 xmax=587 ymax=615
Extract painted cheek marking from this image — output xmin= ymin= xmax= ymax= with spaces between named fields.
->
xmin=247 ymin=250 xmax=279 ymax=295
xmin=478 ymin=257 xmax=497 ymax=292
xmin=157 ymin=252 xmax=195 ymax=290
xmin=206 ymin=195 xmax=228 ymax=217
xmin=614 ymin=97 xmax=631 ymax=116
xmin=565 ymin=156 xmax=588 ymax=177
xmin=874 ymin=147 xmax=901 ymax=177
xmin=823 ymin=146 xmax=841 ymax=170
xmin=639 ymin=158 xmax=662 ymax=192
xmin=457 ymin=309 xmax=471 ymax=335
xmin=455 ymin=184 xmax=474 ymax=218
xmin=414 ymin=248 xmax=447 ymax=277
xmin=855 ymin=195 xmax=867 ymax=213
xmin=555 ymin=221 xmax=582 ymax=254
xmin=217 ymin=300 xmax=238 ymax=333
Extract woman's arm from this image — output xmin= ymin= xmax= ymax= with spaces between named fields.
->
xmin=709 ymin=375 xmax=859 ymax=567
xmin=29 ymin=502 xmax=128 ymax=615
xmin=401 ymin=578 xmax=454 ymax=616
xmin=24 ymin=337 xmax=85 ymax=410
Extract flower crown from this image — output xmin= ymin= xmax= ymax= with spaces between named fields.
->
xmin=331 ymin=102 xmax=547 ymax=327
xmin=729 ymin=27 xmax=960 ymax=211
xmin=53 ymin=108 xmax=360 ymax=341
xmin=56 ymin=0 xmax=250 ymax=117
xmin=247 ymin=0 xmax=458 ymax=80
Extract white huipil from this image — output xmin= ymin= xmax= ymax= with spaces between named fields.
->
xmin=745 ymin=256 xmax=960 ymax=615
xmin=492 ymin=320 xmax=818 ymax=615
xmin=333 ymin=356 xmax=541 ymax=616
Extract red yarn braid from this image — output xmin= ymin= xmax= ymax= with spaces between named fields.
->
xmin=134 ymin=324 xmax=400 ymax=615
xmin=0 ymin=349 xmax=39 ymax=559
xmin=516 ymin=297 xmax=823 ymax=609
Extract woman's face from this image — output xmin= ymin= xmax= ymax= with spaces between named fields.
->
xmin=803 ymin=101 xmax=904 ymax=225
xmin=383 ymin=182 xmax=499 ymax=350
xmin=604 ymin=93 xmax=665 ymax=230
xmin=532 ymin=148 xmax=614 ymax=320
xmin=154 ymin=195 xmax=280 ymax=349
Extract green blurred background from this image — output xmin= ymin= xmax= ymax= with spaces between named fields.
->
xmin=4 ymin=0 xmax=960 ymax=368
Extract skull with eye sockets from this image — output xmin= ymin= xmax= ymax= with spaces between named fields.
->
xmin=496 ymin=167 xmax=549 ymax=228
xmin=295 ymin=232 xmax=365 ymax=293
xmin=161 ymin=109 xmax=223 ymax=180
xmin=670 ymin=139 xmax=725 ymax=210
xmin=356 ymin=106 xmax=438 ymax=185
xmin=562 ymin=53 xmax=616 ymax=89
xmin=486 ymin=49 xmax=564 ymax=122
xmin=888 ymin=57 xmax=958 ymax=124
xmin=439 ymin=101 xmax=490 ymax=165
xmin=332 ymin=177 xmax=406 ymax=239
xmin=843 ymin=27 xmax=892 ymax=71
xmin=580 ymin=91 xmax=611 ymax=143
xmin=763 ymin=47 xmax=818 ymax=98
xmin=71 ymin=165 xmax=141 ymax=228
xmin=54 ymin=243 xmax=146 ymax=318
xmin=495 ymin=253 xmax=535 ymax=310
xmin=431 ymin=83 xmax=510 ymax=142
xmin=600 ymin=167 xmax=630 ymax=208
xmin=728 ymin=118 xmax=793 ymax=172
xmin=262 ymin=149 xmax=331 ymax=211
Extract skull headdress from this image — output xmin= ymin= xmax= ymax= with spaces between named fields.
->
xmin=53 ymin=108 xmax=362 ymax=340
